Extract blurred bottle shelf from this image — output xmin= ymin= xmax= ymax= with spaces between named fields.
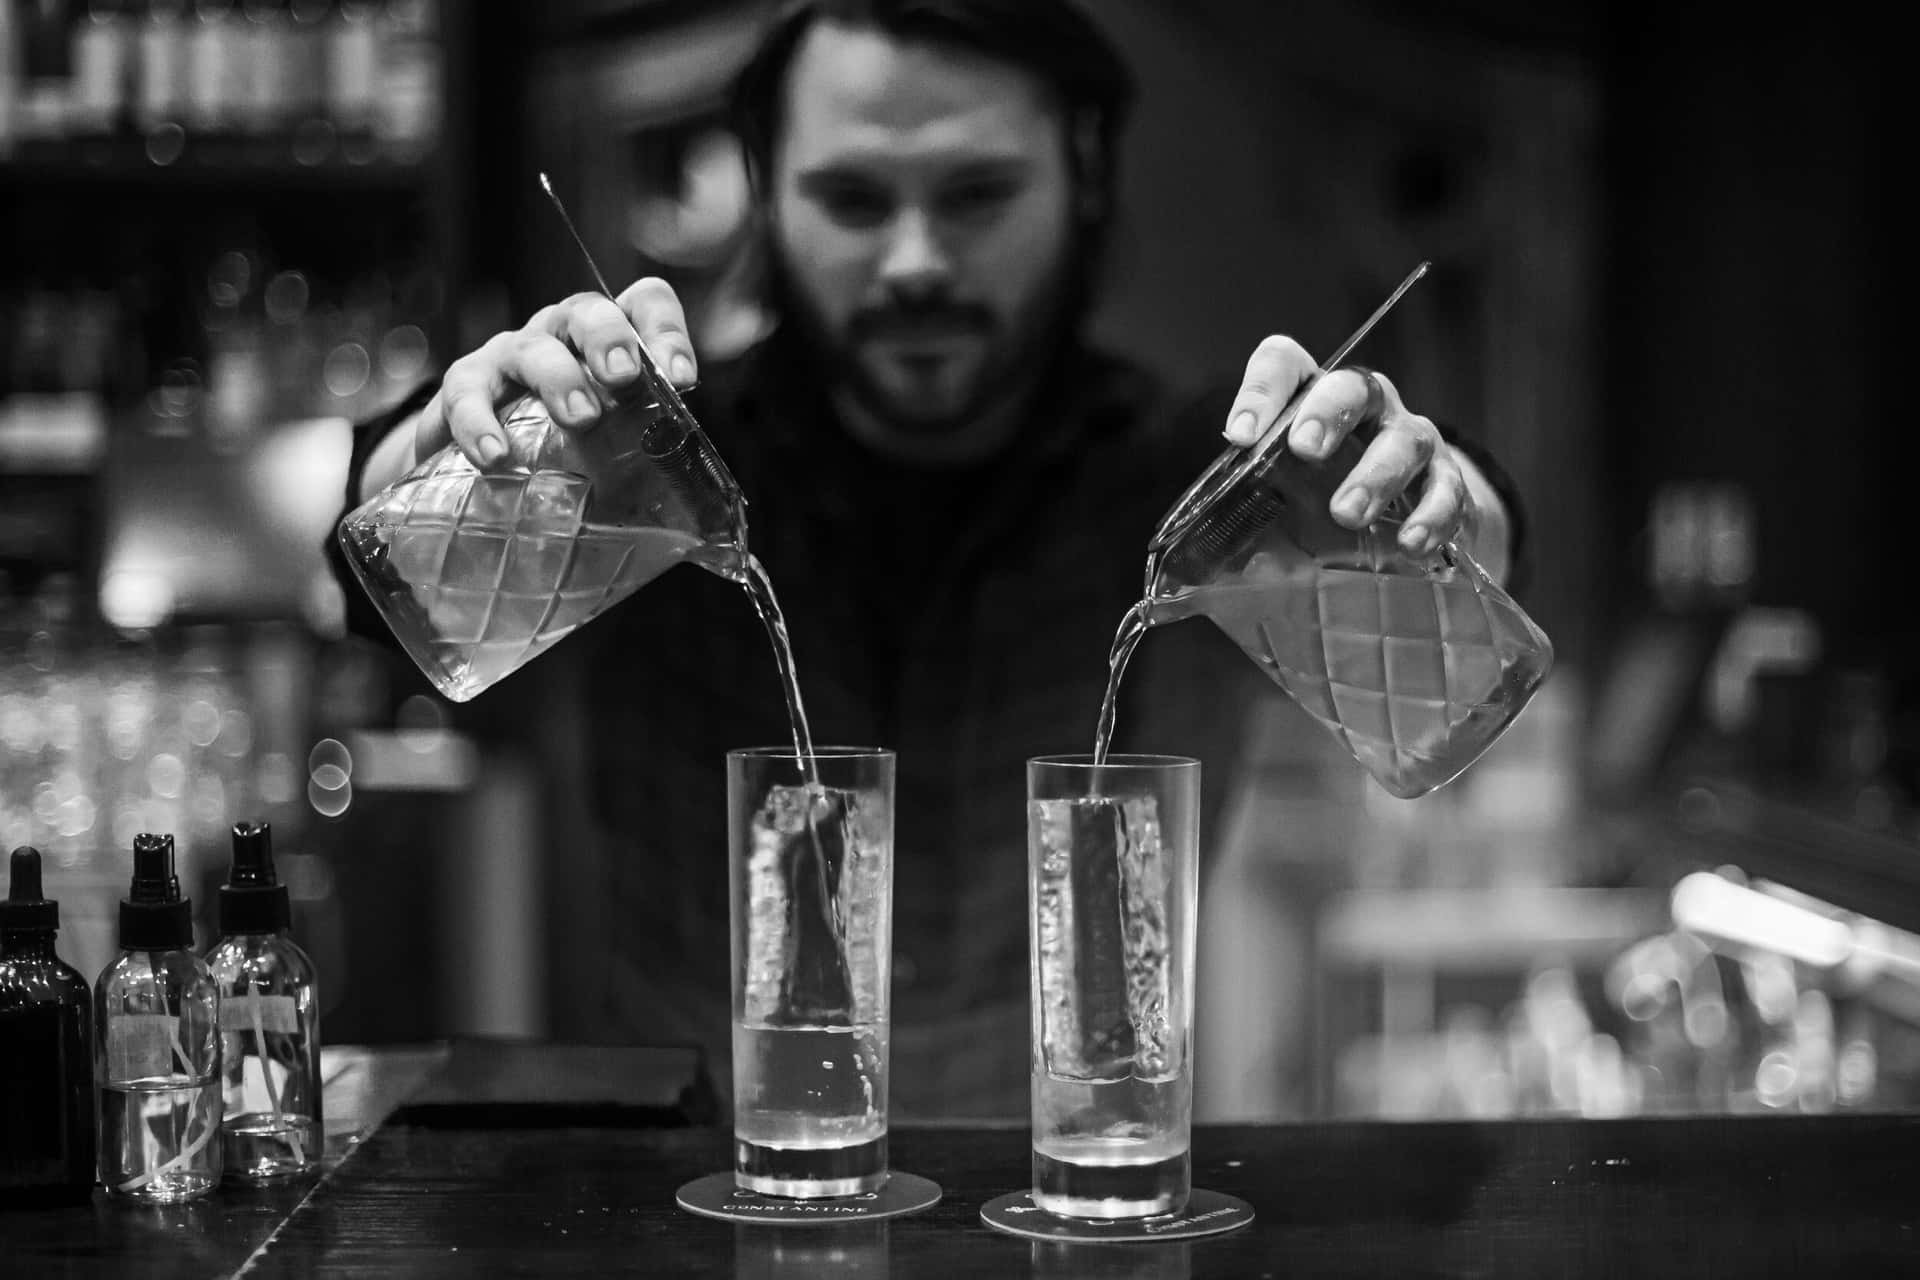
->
xmin=1318 ymin=887 xmax=1670 ymax=971
xmin=1 ymin=0 xmax=444 ymax=170
xmin=0 ymin=1 xmax=472 ymax=633
xmin=1642 ymin=779 xmax=1920 ymax=940
xmin=0 ymin=140 xmax=437 ymax=191
xmin=1303 ymin=774 xmax=1920 ymax=1122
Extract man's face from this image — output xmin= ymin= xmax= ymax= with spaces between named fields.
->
xmin=768 ymin=21 xmax=1078 ymax=442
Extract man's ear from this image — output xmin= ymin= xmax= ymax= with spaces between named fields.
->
xmin=1069 ymin=107 xmax=1110 ymax=226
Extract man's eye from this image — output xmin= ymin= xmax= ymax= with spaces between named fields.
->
xmin=814 ymin=185 xmax=892 ymax=228
xmin=940 ymin=180 xmax=1019 ymax=221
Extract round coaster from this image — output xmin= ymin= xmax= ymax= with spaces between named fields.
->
xmin=979 ymin=1188 xmax=1254 ymax=1243
xmin=676 ymin=1171 xmax=942 ymax=1225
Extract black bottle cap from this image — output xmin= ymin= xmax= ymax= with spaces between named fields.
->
xmin=219 ymin=821 xmax=290 ymax=935
xmin=1 ymin=846 xmax=59 ymax=933
xmin=118 ymin=833 xmax=193 ymax=951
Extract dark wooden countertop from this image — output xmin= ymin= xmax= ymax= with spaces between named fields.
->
xmin=6 ymin=1042 xmax=1919 ymax=1277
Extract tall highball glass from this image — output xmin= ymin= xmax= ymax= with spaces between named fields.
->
xmin=729 ymin=747 xmax=894 ymax=1198
xmin=1028 ymin=754 xmax=1200 ymax=1218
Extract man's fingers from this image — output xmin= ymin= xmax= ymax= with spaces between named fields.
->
xmin=1328 ymin=410 xmax=1443 ymax=530
xmin=1395 ymin=449 xmax=1474 ymax=554
xmin=540 ymin=292 xmax=650 ymax=391
xmin=413 ymin=390 xmax=454 ymax=462
xmin=1223 ymin=335 xmax=1316 ymax=446
xmin=511 ymin=330 xmax=603 ymax=429
xmin=437 ymin=336 xmax=514 ymax=467
xmin=616 ymin=277 xmax=698 ymax=389
xmin=1288 ymin=367 xmax=1382 ymax=461
xmin=1220 ymin=350 xmax=1464 ymax=545
xmin=427 ymin=281 xmax=698 ymax=474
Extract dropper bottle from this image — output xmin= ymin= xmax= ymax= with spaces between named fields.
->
xmin=205 ymin=821 xmax=322 ymax=1181
xmin=94 ymin=833 xmax=223 ymax=1201
xmin=1 ymin=847 xmax=96 ymax=1203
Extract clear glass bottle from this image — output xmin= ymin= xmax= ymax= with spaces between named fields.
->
xmin=1 ymin=846 xmax=96 ymax=1203
xmin=205 ymin=821 xmax=321 ymax=1181
xmin=94 ymin=833 xmax=222 ymax=1202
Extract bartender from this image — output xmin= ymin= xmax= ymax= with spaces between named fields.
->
xmin=327 ymin=0 xmax=1523 ymax=1118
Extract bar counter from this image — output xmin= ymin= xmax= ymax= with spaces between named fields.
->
xmin=6 ymin=1041 xmax=1917 ymax=1277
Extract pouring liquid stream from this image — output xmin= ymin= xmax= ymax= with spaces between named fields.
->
xmin=1092 ymin=601 xmax=1151 ymax=768
xmin=736 ymin=557 xmax=851 ymax=975
xmin=543 ymin=169 xmax=843 ymax=954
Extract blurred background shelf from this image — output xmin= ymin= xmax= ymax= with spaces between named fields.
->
xmin=0 ymin=150 xmax=439 ymax=191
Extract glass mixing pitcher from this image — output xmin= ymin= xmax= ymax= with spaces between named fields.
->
xmin=1142 ymin=367 xmax=1553 ymax=799
xmin=336 ymin=365 xmax=747 ymax=703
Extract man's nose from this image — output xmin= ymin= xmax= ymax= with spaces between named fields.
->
xmin=876 ymin=208 xmax=951 ymax=294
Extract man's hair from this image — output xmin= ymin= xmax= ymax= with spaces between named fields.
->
xmin=729 ymin=0 xmax=1137 ymax=244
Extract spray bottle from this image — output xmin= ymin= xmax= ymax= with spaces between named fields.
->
xmin=94 ymin=833 xmax=222 ymax=1201
xmin=206 ymin=821 xmax=322 ymax=1180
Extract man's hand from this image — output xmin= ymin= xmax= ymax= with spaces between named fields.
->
xmin=1220 ymin=335 xmax=1511 ymax=580
xmin=359 ymin=279 xmax=700 ymax=502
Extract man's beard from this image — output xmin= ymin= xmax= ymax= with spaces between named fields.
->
xmin=764 ymin=250 xmax=1078 ymax=440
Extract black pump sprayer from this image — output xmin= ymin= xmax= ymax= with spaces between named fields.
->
xmin=220 ymin=821 xmax=291 ymax=936
xmin=119 ymin=832 xmax=193 ymax=952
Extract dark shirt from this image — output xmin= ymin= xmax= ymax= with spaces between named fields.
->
xmin=328 ymin=329 xmax=1525 ymax=1118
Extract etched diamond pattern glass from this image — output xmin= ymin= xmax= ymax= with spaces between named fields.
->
xmin=1185 ymin=530 xmax=1551 ymax=798
xmin=1148 ymin=439 xmax=1552 ymax=799
xmin=338 ymin=391 xmax=744 ymax=702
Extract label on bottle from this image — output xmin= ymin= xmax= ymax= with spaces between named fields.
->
xmin=220 ymin=993 xmax=300 ymax=1035
xmin=236 ymin=1053 xmax=295 ymax=1115
xmin=17 ymin=0 xmax=76 ymax=139
xmin=185 ymin=5 xmax=240 ymax=130
xmin=324 ymin=5 xmax=376 ymax=128
xmin=238 ymin=2 xmax=289 ymax=132
xmin=106 ymin=1014 xmax=181 ymax=1081
xmin=70 ymin=13 xmax=129 ymax=133
xmin=137 ymin=8 xmax=185 ymax=126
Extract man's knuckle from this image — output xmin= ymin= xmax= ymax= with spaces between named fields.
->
xmin=593 ymin=295 xmax=635 ymax=325
xmin=1262 ymin=334 xmax=1303 ymax=359
xmin=441 ymin=366 xmax=479 ymax=397
xmin=445 ymin=400 xmax=483 ymax=434
xmin=1421 ymin=470 xmax=1460 ymax=510
xmin=520 ymin=330 xmax=571 ymax=367
xmin=627 ymin=276 xmax=673 ymax=304
xmin=476 ymin=330 xmax=516 ymax=359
